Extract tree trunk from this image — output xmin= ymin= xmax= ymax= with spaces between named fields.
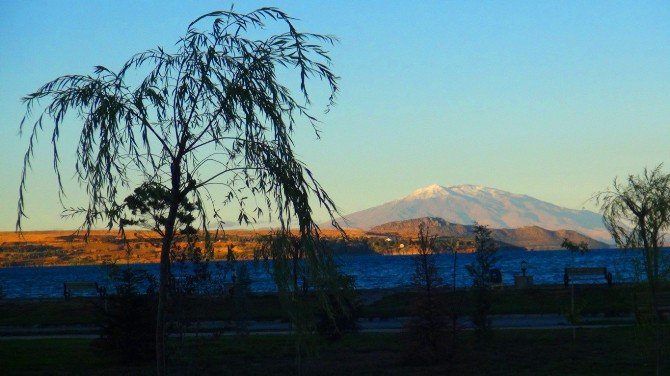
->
xmin=156 ymin=163 xmax=181 ymax=376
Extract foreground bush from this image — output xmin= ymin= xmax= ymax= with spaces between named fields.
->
xmin=94 ymin=267 xmax=157 ymax=363
xmin=315 ymin=279 xmax=361 ymax=341
xmin=404 ymin=223 xmax=451 ymax=365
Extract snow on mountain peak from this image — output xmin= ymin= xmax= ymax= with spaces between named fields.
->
xmin=450 ymin=184 xmax=486 ymax=193
xmin=339 ymin=183 xmax=612 ymax=243
xmin=405 ymin=184 xmax=449 ymax=199
xmin=407 ymin=184 xmax=503 ymax=200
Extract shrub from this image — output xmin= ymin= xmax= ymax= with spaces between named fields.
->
xmin=404 ymin=222 xmax=450 ymax=364
xmin=315 ymin=275 xmax=360 ymax=341
xmin=230 ymin=263 xmax=252 ymax=334
xmin=94 ymin=266 xmax=157 ymax=363
xmin=467 ymin=223 xmax=499 ymax=341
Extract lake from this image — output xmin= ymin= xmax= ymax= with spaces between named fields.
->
xmin=0 ymin=248 xmax=662 ymax=298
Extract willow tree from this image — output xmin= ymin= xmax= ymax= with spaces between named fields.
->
xmin=17 ymin=8 xmax=340 ymax=374
xmin=597 ymin=165 xmax=670 ymax=299
xmin=596 ymin=165 xmax=670 ymax=376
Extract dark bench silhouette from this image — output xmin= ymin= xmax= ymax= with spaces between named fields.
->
xmin=63 ymin=281 xmax=107 ymax=299
xmin=564 ymin=267 xmax=613 ymax=288
xmin=489 ymin=268 xmax=503 ymax=288
xmin=654 ymin=292 xmax=670 ymax=315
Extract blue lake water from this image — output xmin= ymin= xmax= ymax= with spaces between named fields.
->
xmin=0 ymin=249 xmax=663 ymax=298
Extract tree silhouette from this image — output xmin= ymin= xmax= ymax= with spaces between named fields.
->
xmin=17 ymin=7 xmax=340 ymax=374
xmin=404 ymin=222 xmax=449 ymax=364
xmin=467 ymin=223 xmax=498 ymax=341
xmin=596 ymin=165 xmax=670 ymax=376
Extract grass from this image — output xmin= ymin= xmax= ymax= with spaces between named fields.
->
xmin=0 ymin=338 xmax=119 ymax=375
xmin=1 ymin=327 xmax=668 ymax=375
xmin=0 ymin=294 xmax=286 ymax=327
xmin=0 ymin=283 xmax=661 ymax=327
xmin=363 ymin=283 xmax=652 ymax=318
xmin=0 ymin=298 xmax=101 ymax=326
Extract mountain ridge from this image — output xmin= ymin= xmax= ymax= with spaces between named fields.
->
xmin=369 ymin=217 xmax=610 ymax=250
xmin=338 ymin=184 xmax=612 ymax=244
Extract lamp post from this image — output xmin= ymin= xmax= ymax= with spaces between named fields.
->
xmin=515 ymin=260 xmax=532 ymax=289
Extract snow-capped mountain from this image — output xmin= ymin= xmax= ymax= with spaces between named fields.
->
xmin=339 ymin=184 xmax=611 ymax=243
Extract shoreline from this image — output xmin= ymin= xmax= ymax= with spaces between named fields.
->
xmin=0 ymin=246 xmax=627 ymax=269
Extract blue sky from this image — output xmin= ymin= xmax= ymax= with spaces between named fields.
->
xmin=1 ymin=1 xmax=669 ymax=230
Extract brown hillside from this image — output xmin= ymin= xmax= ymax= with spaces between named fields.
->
xmin=493 ymin=226 xmax=610 ymax=250
xmin=0 ymin=228 xmax=367 ymax=267
xmin=369 ymin=217 xmax=610 ymax=250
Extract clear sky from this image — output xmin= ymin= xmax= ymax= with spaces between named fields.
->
xmin=1 ymin=1 xmax=669 ymax=231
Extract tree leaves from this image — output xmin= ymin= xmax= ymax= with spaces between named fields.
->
xmin=18 ymin=7 xmax=341 ymax=235
xmin=596 ymin=164 xmax=670 ymax=284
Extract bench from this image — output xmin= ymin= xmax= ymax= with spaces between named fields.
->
xmin=489 ymin=268 xmax=503 ymax=289
xmin=654 ymin=292 xmax=670 ymax=315
xmin=63 ymin=281 xmax=107 ymax=299
xmin=564 ymin=267 xmax=613 ymax=288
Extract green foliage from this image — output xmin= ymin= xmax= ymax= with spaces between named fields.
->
xmin=467 ymin=223 xmax=499 ymax=289
xmin=120 ymin=182 xmax=198 ymax=236
xmin=17 ymin=7 xmax=340 ymax=234
xmin=18 ymin=8 xmax=342 ymax=372
xmin=95 ymin=265 xmax=157 ymax=362
xmin=562 ymin=238 xmax=590 ymax=268
xmin=315 ymin=274 xmax=360 ymax=341
xmin=171 ymin=240 xmax=215 ymax=296
xmin=597 ymin=165 xmax=670 ymax=288
xmin=365 ymin=236 xmax=406 ymax=254
xmin=561 ymin=238 xmax=589 ymax=254
xmin=255 ymin=230 xmax=354 ymax=368
xmin=404 ymin=223 xmax=450 ymax=364
xmin=412 ymin=223 xmax=444 ymax=292
xmin=596 ymin=164 xmax=670 ymax=374
xmin=121 ymin=180 xmax=217 ymax=292
xmin=222 ymin=246 xmax=252 ymax=334
xmin=230 ymin=263 xmax=252 ymax=335
xmin=168 ymin=232 xmax=222 ymax=342
xmin=467 ymin=223 xmax=499 ymax=340
xmin=225 ymin=244 xmax=236 ymax=265
xmin=255 ymin=231 xmax=349 ymax=326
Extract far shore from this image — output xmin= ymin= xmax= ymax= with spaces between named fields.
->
xmin=0 ymin=228 xmax=622 ymax=268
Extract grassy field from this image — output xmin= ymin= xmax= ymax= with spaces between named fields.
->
xmin=363 ymin=283 xmax=655 ymax=319
xmin=2 ymin=284 xmax=669 ymax=374
xmin=1 ymin=327 xmax=668 ymax=375
xmin=0 ymin=294 xmax=287 ymax=327
xmin=0 ymin=283 xmax=660 ymax=327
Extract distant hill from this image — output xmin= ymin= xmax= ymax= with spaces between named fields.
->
xmin=369 ymin=217 xmax=610 ymax=250
xmin=0 ymin=228 xmax=374 ymax=267
xmin=369 ymin=217 xmax=472 ymax=238
xmin=339 ymin=184 xmax=612 ymax=244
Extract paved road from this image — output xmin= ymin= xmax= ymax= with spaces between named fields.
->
xmin=0 ymin=314 xmax=634 ymax=340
